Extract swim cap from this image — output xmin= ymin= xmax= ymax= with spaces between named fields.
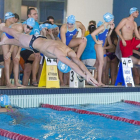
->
xmin=5 ymin=12 xmax=15 ymax=20
xmin=103 ymin=13 xmax=114 ymax=22
xmin=130 ymin=7 xmax=138 ymax=15
xmin=57 ymin=57 xmax=71 ymax=73
xmin=26 ymin=18 xmax=35 ymax=27
xmin=97 ymin=21 xmax=103 ymax=27
xmin=39 ymin=23 xmax=53 ymax=31
xmin=88 ymin=25 xmax=96 ymax=34
xmin=52 ymin=24 xmax=58 ymax=29
xmin=0 ymin=95 xmax=11 ymax=107
xmin=67 ymin=15 xmax=76 ymax=24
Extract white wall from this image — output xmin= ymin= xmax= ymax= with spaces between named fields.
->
xmin=66 ymin=0 xmax=113 ymax=35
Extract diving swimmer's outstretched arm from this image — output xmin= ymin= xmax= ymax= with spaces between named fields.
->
xmin=54 ymin=48 xmax=98 ymax=86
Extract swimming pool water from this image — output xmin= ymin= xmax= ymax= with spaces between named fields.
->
xmin=0 ymin=102 xmax=140 ymax=140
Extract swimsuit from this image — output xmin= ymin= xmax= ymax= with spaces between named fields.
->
xmin=59 ymin=24 xmax=78 ymax=45
xmin=98 ymin=24 xmax=109 ymax=46
xmin=29 ymin=35 xmax=47 ymax=53
xmin=120 ymin=38 xmax=140 ymax=57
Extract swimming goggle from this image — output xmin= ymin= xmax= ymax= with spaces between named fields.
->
xmin=5 ymin=105 xmax=14 ymax=113
xmin=27 ymin=25 xmax=33 ymax=30
xmin=67 ymin=22 xmax=74 ymax=25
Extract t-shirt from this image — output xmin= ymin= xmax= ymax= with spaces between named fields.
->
xmin=80 ymin=34 xmax=97 ymax=60
xmin=84 ymin=30 xmax=89 ymax=37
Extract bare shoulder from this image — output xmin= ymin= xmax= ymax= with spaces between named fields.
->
xmin=76 ymin=21 xmax=82 ymax=26
xmin=121 ymin=18 xmax=128 ymax=23
xmin=12 ymin=23 xmax=23 ymax=32
xmin=134 ymin=21 xmax=137 ymax=26
xmin=61 ymin=24 xmax=67 ymax=29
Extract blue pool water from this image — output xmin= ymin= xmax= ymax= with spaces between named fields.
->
xmin=0 ymin=102 xmax=140 ymax=140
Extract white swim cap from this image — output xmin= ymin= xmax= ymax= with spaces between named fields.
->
xmin=130 ymin=7 xmax=138 ymax=15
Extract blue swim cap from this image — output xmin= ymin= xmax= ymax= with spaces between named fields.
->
xmin=103 ymin=13 xmax=114 ymax=22
xmin=52 ymin=24 xmax=58 ymax=29
xmin=0 ymin=95 xmax=11 ymax=107
xmin=130 ymin=7 xmax=138 ymax=15
xmin=67 ymin=15 xmax=76 ymax=24
xmin=39 ymin=23 xmax=53 ymax=31
xmin=5 ymin=12 xmax=15 ymax=20
xmin=26 ymin=18 xmax=35 ymax=27
xmin=57 ymin=57 xmax=71 ymax=73
xmin=97 ymin=21 xmax=103 ymax=27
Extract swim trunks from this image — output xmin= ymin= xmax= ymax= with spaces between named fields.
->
xmin=133 ymin=48 xmax=140 ymax=59
xmin=120 ymin=38 xmax=140 ymax=57
xmin=29 ymin=35 xmax=47 ymax=53
xmin=20 ymin=50 xmax=34 ymax=63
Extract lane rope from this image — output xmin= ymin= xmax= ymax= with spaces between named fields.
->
xmin=0 ymin=128 xmax=39 ymax=140
xmin=123 ymin=100 xmax=140 ymax=106
xmin=41 ymin=104 xmax=140 ymax=126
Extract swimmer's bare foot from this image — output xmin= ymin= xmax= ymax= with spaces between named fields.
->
xmin=60 ymin=82 xmax=66 ymax=86
xmin=6 ymin=83 xmax=17 ymax=88
xmin=15 ymin=83 xmax=26 ymax=88
xmin=0 ymin=23 xmax=5 ymax=31
xmin=97 ymin=82 xmax=107 ymax=87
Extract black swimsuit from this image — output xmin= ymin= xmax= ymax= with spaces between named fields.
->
xmin=29 ymin=35 xmax=47 ymax=53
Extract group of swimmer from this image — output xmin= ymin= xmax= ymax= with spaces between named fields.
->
xmin=0 ymin=7 xmax=140 ymax=87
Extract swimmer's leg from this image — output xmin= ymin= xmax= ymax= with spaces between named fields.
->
xmin=95 ymin=44 xmax=105 ymax=86
xmin=0 ymin=23 xmax=32 ymax=49
xmin=0 ymin=38 xmax=33 ymax=51
xmin=130 ymin=56 xmax=140 ymax=65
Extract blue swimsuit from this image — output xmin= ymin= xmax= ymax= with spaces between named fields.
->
xmin=98 ymin=24 xmax=109 ymax=46
xmin=59 ymin=24 xmax=78 ymax=45
xmin=2 ymin=25 xmax=14 ymax=39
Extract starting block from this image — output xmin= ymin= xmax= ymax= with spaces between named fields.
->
xmin=0 ymin=65 xmax=4 ymax=78
xmin=69 ymin=65 xmax=95 ymax=88
xmin=115 ymin=58 xmax=134 ymax=87
xmin=38 ymin=56 xmax=60 ymax=88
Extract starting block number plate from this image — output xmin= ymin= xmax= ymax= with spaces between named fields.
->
xmin=45 ymin=56 xmax=57 ymax=66
xmin=121 ymin=57 xmax=134 ymax=87
xmin=122 ymin=58 xmax=133 ymax=68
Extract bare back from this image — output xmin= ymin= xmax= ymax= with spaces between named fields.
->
xmin=33 ymin=37 xmax=71 ymax=59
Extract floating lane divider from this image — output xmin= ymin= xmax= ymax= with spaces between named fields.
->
xmin=0 ymin=128 xmax=39 ymax=140
xmin=41 ymin=104 xmax=140 ymax=126
xmin=123 ymin=100 xmax=140 ymax=106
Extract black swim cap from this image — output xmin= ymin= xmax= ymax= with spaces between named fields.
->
xmin=88 ymin=25 xmax=96 ymax=34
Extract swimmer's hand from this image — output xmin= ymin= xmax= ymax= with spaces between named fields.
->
xmin=86 ymin=73 xmax=98 ymax=87
xmin=0 ymin=23 xmax=5 ymax=31
xmin=96 ymin=40 xmax=103 ymax=45
xmin=136 ymin=43 xmax=140 ymax=48
xmin=82 ymin=37 xmax=87 ymax=41
xmin=122 ymin=40 xmax=126 ymax=46
xmin=110 ymin=23 xmax=115 ymax=30
xmin=48 ymin=29 xmax=53 ymax=35
xmin=4 ymin=51 xmax=11 ymax=60
xmin=14 ymin=53 xmax=20 ymax=61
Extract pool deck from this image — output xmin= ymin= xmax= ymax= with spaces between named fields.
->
xmin=0 ymin=85 xmax=140 ymax=95
xmin=1 ymin=85 xmax=140 ymax=108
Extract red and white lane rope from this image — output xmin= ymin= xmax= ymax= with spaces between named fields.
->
xmin=123 ymin=100 xmax=140 ymax=106
xmin=0 ymin=128 xmax=38 ymax=140
xmin=41 ymin=104 xmax=140 ymax=126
